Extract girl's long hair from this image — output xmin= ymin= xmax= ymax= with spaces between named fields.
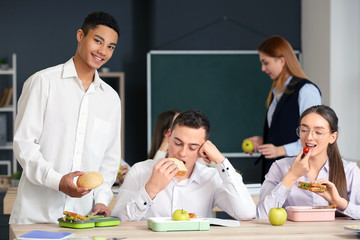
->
xmin=148 ymin=109 xmax=181 ymax=159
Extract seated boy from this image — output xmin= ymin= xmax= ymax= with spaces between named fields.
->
xmin=112 ymin=110 xmax=256 ymax=221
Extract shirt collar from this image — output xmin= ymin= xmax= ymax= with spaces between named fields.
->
xmin=323 ymin=159 xmax=330 ymax=172
xmin=186 ymin=162 xmax=202 ymax=184
xmin=284 ymin=75 xmax=293 ymax=87
xmin=168 ymin=161 xmax=203 ymax=185
xmin=93 ymin=70 xmax=104 ymax=90
xmin=62 ymin=58 xmax=104 ymax=91
xmin=272 ymin=75 xmax=293 ymax=96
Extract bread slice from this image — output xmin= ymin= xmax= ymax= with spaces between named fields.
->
xmin=168 ymin=158 xmax=188 ymax=176
xmin=77 ymin=171 xmax=104 ymax=189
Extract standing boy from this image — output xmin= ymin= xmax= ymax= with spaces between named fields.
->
xmin=10 ymin=11 xmax=121 ymax=224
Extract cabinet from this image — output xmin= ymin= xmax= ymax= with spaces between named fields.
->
xmin=98 ymin=72 xmax=125 ymax=159
xmin=0 ymin=54 xmax=17 ymax=175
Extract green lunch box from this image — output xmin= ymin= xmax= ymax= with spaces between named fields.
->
xmin=58 ymin=215 xmax=120 ymax=229
xmin=148 ymin=217 xmax=210 ymax=232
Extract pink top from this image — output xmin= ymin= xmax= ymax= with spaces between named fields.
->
xmin=256 ymin=157 xmax=360 ymax=219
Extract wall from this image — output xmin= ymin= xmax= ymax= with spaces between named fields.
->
xmin=301 ymin=0 xmax=330 ymax=105
xmin=150 ymin=0 xmax=301 ymax=50
xmin=302 ymin=0 xmax=360 ymax=161
xmin=330 ymin=0 xmax=360 ymax=161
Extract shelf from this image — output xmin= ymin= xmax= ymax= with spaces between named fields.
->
xmin=223 ymin=152 xmax=261 ymax=158
xmin=0 ymin=53 xmax=17 ymax=173
xmin=0 ymin=106 xmax=16 ymax=112
xmin=0 ymin=142 xmax=13 ymax=150
xmin=0 ymin=68 xmax=15 ymax=75
xmin=99 ymin=71 xmax=124 ymax=78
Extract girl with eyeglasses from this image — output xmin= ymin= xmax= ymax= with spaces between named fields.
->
xmin=256 ymin=105 xmax=360 ymax=219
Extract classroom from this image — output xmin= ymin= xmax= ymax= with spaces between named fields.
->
xmin=1 ymin=0 xmax=360 ymax=239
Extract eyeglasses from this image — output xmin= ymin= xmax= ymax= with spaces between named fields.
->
xmin=296 ymin=127 xmax=331 ymax=140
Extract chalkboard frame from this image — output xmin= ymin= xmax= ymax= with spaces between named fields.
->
xmin=147 ymin=50 xmax=300 ymax=156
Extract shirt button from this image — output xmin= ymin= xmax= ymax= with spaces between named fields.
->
xmin=144 ymin=202 xmax=147 ymax=205
xmin=226 ymin=167 xmax=229 ymax=170
xmin=222 ymin=169 xmax=225 ymax=172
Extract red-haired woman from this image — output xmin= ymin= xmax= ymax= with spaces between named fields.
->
xmin=244 ymin=35 xmax=322 ymax=180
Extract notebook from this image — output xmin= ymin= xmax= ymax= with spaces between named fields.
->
xmin=18 ymin=230 xmax=74 ymax=240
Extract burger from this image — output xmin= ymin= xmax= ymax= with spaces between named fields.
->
xmin=77 ymin=171 xmax=104 ymax=189
xmin=298 ymin=181 xmax=327 ymax=192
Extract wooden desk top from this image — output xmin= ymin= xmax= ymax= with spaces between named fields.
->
xmin=10 ymin=218 xmax=360 ymax=240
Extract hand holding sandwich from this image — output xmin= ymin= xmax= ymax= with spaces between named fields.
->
xmin=59 ymin=171 xmax=91 ymax=198
xmin=145 ymin=158 xmax=179 ymax=199
xmin=313 ymin=179 xmax=349 ymax=210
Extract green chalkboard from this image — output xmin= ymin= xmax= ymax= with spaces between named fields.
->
xmin=147 ymin=51 xmax=272 ymax=153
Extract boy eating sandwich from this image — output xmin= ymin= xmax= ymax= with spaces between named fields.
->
xmin=112 ymin=110 xmax=256 ymax=221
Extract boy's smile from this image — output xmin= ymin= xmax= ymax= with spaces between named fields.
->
xmin=75 ymin=25 xmax=118 ymax=72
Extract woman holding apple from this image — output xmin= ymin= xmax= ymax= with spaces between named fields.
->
xmin=244 ymin=35 xmax=321 ymax=181
xmin=256 ymin=105 xmax=360 ymax=219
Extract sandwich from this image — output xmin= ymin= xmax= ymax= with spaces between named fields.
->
xmin=298 ymin=181 xmax=327 ymax=192
xmin=77 ymin=171 xmax=104 ymax=189
xmin=168 ymin=158 xmax=188 ymax=176
xmin=62 ymin=211 xmax=90 ymax=222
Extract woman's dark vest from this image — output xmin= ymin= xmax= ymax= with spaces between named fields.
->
xmin=258 ymin=77 xmax=321 ymax=181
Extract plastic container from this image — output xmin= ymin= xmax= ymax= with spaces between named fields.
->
xmin=285 ymin=206 xmax=336 ymax=222
xmin=58 ymin=215 xmax=120 ymax=229
xmin=147 ymin=217 xmax=210 ymax=232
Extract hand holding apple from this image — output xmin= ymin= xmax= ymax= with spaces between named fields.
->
xmin=268 ymin=207 xmax=287 ymax=226
xmin=242 ymin=140 xmax=255 ymax=153
xmin=172 ymin=209 xmax=190 ymax=221
xmin=117 ymin=164 xmax=122 ymax=178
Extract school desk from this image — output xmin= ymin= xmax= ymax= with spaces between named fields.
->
xmin=10 ymin=218 xmax=360 ymax=240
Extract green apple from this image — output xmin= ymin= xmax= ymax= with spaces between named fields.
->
xmin=268 ymin=207 xmax=287 ymax=226
xmin=242 ymin=140 xmax=254 ymax=153
xmin=117 ymin=164 xmax=122 ymax=178
xmin=172 ymin=209 xmax=190 ymax=221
